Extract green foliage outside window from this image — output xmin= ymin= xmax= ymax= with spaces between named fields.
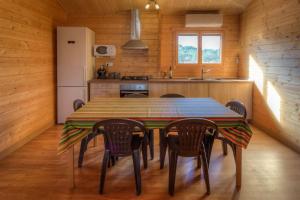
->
xmin=178 ymin=45 xmax=198 ymax=64
xmin=202 ymin=49 xmax=221 ymax=63
xmin=177 ymin=34 xmax=222 ymax=65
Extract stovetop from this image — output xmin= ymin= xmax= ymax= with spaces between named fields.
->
xmin=121 ymin=76 xmax=149 ymax=81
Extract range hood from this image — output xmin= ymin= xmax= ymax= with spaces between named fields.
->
xmin=122 ymin=9 xmax=148 ymax=50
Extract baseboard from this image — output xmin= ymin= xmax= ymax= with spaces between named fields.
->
xmin=252 ymin=122 xmax=300 ymax=154
xmin=0 ymin=123 xmax=54 ymax=160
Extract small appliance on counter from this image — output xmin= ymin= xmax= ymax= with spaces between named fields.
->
xmin=107 ymin=72 xmax=121 ymax=79
xmin=97 ymin=65 xmax=107 ymax=79
xmin=96 ymin=64 xmax=120 ymax=79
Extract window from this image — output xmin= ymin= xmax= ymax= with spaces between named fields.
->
xmin=202 ymin=35 xmax=222 ymax=64
xmin=178 ymin=35 xmax=198 ymax=64
xmin=176 ymin=33 xmax=222 ymax=65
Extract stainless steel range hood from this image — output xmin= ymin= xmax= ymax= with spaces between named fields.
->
xmin=122 ymin=9 xmax=148 ymax=50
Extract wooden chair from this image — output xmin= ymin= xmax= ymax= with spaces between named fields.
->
xmin=73 ymin=99 xmax=85 ymax=111
xmin=159 ymin=94 xmax=185 ymax=169
xmin=124 ymin=93 xmax=154 ymax=160
xmin=93 ymin=119 xmax=148 ymax=195
xmin=74 ymin=99 xmax=117 ymax=167
xmin=73 ymin=99 xmax=90 ymax=167
xmin=160 ymin=93 xmax=185 ymax=98
xmin=165 ymin=118 xmax=218 ymax=196
xmin=219 ymin=100 xmax=247 ymax=157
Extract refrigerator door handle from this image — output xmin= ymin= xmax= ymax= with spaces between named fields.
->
xmin=83 ymin=66 xmax=86 ymax=86
xmin=83 ymin=88 xmax=88 ymax=102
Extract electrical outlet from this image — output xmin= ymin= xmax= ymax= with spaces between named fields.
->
xmin=106 ymin=62 xmax=113 ymax=67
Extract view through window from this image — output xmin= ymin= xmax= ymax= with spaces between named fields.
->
xmin=177 ymin=33 xmax=222 ymax=65
xmin=178 ymin=35 xmax=198 ymax=64
xmin=202 ymin=35 xmax=222 ymax=64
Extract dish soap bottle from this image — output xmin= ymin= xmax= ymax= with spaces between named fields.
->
xmin=168 ymin=66 xmax=173 ymax=79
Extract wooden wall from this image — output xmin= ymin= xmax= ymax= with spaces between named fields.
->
xmin=66 ymin=13 xmax=241 ymax=78
xmin=160 ymin=15 xmax=240 ymax=78
xmin=66 ymin=12 xmax=160 ymax=77
xmin=240 ymin=0 xmax=300 ymax=152
xmin=0 ymin=0 xmax=66 ymax=158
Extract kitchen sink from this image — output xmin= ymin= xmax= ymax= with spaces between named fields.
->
xmin=188 ymin=78 xmax=204 ymax=80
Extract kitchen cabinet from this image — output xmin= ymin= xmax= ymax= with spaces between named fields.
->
xmin=89 ymin=82 xmax=120 ymax=100
xmin=208 ymin=83 xmax=253 ymax=119
xmin=89 ymin=80 xmax=253 ymax=119
xmin=149 ymin=83 xmax=209 ymax=97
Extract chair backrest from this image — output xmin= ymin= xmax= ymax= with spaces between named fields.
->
xmin=92 ymin=119 xmax=146 ymax=156
xmin=165 ymin=118 xmax=218 ymax=157
xmin=73 ymin=99 xmax=85 ymax=111
xmin=125 ymin=93 xmax=148 ymax=98
xmin=160 ymin=93 xmax=185 ymax=98
xmin=226 ymin=100 xmax=247 ymax=119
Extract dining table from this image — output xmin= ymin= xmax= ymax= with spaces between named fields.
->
xmin=58 ymin=97 xmax=252 ymax=189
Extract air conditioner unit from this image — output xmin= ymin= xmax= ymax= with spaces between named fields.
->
xmin=185 ymin=14 xmax=223 ymax=28
xmin=94 ymin=45 xmax=116 ymax=57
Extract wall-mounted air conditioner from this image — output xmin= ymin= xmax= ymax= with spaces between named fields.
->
xmin=185 ymin=14 xmax=223 ymax=28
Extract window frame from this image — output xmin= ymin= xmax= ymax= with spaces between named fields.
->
xmin=174 ymin=30 xmax=224 ymax=68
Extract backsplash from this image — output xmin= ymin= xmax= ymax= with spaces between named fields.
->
xmin=66 ymin=12 xmax=160 ymax=77
xmin=65 ymin=12 xmax=240 ymax=78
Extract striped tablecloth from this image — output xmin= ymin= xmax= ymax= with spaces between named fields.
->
xmin=59 ymin=98 xmax=252 ymax=154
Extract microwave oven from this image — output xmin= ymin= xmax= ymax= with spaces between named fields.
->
xmin=94 ymin=45 xmax=116 ymax=57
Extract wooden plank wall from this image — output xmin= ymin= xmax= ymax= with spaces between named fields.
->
xmin=240 ymin=0 xmax=300 ymax=152
xmin=0 ymin=0 xmax=66 ymax=158
xmin=66 ymin=13 xmax=241 ymax=78
xmin=160 ymin=15 xmax=240 ymax=78
xmin=66 ymin=12 xmax=160 ymax=77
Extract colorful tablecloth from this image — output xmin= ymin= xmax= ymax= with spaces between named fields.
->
xmin=58 ymin=98 xmax=252 ymax=154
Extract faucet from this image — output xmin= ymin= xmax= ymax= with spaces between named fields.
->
xmin=168 ymin=66 xmax=173 ymax=79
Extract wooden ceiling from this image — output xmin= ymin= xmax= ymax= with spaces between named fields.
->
xmin=57 ymin=0 xmax=253 ymax=15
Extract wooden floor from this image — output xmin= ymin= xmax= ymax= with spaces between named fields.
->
xmin=0 ymin=126 xmax=299 ymax=200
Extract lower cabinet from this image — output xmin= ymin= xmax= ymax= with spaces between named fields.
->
xmin=149 ymin=82 xmax=252 ymax=119
xmin=89 ymin=82 xmax=120 ymax=100
xmin=89 ymin=81 xmax=253 ymax=119
xmin=208 ymin=83 xmax=253 ymax=119
xmin=149 ymin=83 xmax=209 ymax=97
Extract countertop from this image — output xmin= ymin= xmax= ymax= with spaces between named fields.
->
xmin=89 ymin=78 xmax=253 ymax=83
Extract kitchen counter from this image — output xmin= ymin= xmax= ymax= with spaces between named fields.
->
xmin=89 ymin=78 xmax=253 ymax=83
xmin=149 ymin=78 xmax=252 ymax=83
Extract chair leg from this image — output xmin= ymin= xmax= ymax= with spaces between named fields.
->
xmin=197 ymin=156 xmax=201 ymax=169
xmin=111 ymin=156 xmax=116 ymax=166
xmin=168 ymin=150 xmax=177 ymax=196
xmin=107 ymin=158 xmax=111 ymax=168
xmin=148 ymin=129 xmax=154 ymax=160
xmin=142 ymin=136 xmax=148 ymax=169
xmin=222 ymin=141 xmax=228 ymax=156
xmin=159 ymin=129 xmax=168 ymax=169
xmin=203 ymin=135 xmax=214 ymax=167
xmin=201 ymin=145 xmax=211 ymax=195
xmin=78 ymin=137 xmax=87 ymax=168
xmin=132 ymin=150 xmax=142 ymax=195
xmin=84 ymin=134 xmax=94 ymax=152
xmin=99 ymin=150 xmax=110 ymax=194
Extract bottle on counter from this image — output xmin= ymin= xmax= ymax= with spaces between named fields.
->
xmin=168 ymin=66 xmax=173 ymax=79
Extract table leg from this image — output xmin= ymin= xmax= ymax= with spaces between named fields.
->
xmin=67 ymin=145 xmax=75 ymax=189
xmin=235 ymin=146 xmax=242 ymax=188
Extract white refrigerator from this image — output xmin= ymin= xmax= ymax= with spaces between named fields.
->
xmin=57 ymin=27 xmax=95 ymax=123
